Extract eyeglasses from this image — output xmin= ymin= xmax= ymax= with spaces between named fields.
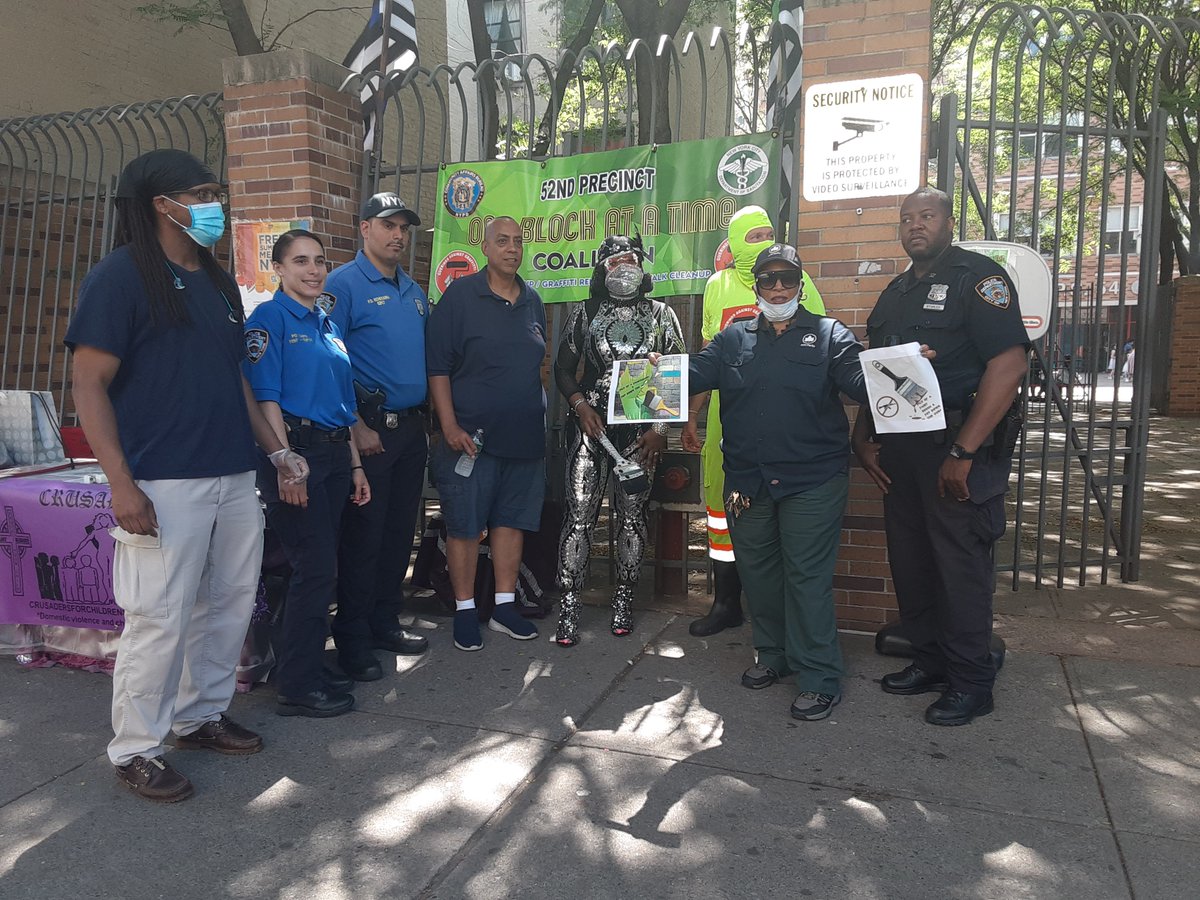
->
xmin=173 ymin=189 xmax=229 ymax=205
xmin=755 ymin=270 xmax=801 ymax=290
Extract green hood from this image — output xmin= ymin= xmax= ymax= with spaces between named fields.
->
xmin=728 ymin=206 xmax=774 ymax=288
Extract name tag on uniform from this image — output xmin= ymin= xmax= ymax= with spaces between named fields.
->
xmin=923 ymin=283 xmax=949 ymax=311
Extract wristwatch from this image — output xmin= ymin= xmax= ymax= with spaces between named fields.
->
xmin=948 ymin=443 xmax=976 ymax=460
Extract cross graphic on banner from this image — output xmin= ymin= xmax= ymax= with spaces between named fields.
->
xmin=0 ymin=504 xmax=32 ymax=597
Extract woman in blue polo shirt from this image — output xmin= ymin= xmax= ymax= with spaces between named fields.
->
xmin=243 ymin=230 xmax=370 ymax=719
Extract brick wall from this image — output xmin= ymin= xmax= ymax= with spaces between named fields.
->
xmin=802 ymin=0 xmax=933 ymax=630
xmin=222 ymin=51 xmax=364 ymax=269
xmin=1163 ymin=276 xmax=1200 ymax=416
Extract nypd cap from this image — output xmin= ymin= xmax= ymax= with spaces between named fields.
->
xmin=361 ymin=192 xmax=422 ymax=226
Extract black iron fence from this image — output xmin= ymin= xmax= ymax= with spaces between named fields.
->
xmin=0 ymin=93 xmax=226 ymax=420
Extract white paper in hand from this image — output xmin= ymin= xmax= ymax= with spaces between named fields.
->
xmin=860 ymin=342 xmax=945 ymax=433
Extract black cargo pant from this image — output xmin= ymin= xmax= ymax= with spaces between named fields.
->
xmin=878 ymin=432 xmax=1010 ymax=693
xmin=332 ymin=414 xmax=427 ymax=653
xmin=258 ymin=439 xmax=351 ymax=697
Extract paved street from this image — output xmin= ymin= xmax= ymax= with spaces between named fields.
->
xmin=2 ymin=415 xmax=1198 ymax=899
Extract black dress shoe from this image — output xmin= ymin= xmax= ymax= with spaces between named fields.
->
xmin=373 ymin=628 xmax=429 ymax=655
xmin=881 ymin=663 xmax=949 ymax=695
xmin=338 ymin=650 xmax=384 ymax=682
xmin=925 ymin=689 xmax=994 ymax=726
xmin=322 ymin=668 xmax=356 ymax=692
xmin=276 ymin=690 xmax=355 ymax=718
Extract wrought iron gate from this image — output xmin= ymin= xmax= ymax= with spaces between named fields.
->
xmin=349 ymin=28 xmax=780 ymax=505
xmin=0 ymin=93 xmax=226 ymax=420
xmin=932 ymin=7 xmax=1196 ymax=585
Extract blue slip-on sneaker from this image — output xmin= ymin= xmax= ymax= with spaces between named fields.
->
xmin=487 ymin=603 xmax=539 ymax=640
xmin=454 ymin=610 xmax=484 ymax=651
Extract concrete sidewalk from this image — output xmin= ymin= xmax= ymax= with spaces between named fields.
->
xmin=2 ymin=416 xmax=1198 ymax=899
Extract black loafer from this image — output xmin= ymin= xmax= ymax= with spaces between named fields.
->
xmin=322 ymin=668 xmax=356 ymax=692
xmin=276 ymin=690 xmax=355 ymax=718
xmin=925 ymin=689 xmax=994 ymax=726
xmin=881 ymin=663 xmax=949 ymax=695
xmin=338 ymin=650 xmax=384 ymax=682
xmin=373 ymin=628 xmax=429 ymax=655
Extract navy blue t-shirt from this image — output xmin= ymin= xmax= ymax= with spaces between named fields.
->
xmin=426 ymin=268 xmax=547 ymax=459
xmin=64 ymin=245 xmax=258 ymax=480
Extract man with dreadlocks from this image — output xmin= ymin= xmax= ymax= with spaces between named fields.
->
xmin=66 ymin=150 xmax=307 ymax=802
xmin=682 ymin=206 xmax=826 ymax=637
xmin=553 ymin=234 xmax=686 ymax=646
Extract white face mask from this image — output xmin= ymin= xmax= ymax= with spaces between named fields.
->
xmin=758 ymin=291 xmax=800 ymax=322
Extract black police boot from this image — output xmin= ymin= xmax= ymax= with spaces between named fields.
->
xmin=924 ymin=689 xmax=994 ymax=726
xmin=689 ymin=560 xmax=745 ymax=637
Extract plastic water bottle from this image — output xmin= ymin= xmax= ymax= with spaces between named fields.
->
xmin=454 ymin=428 xmax=484 ymax=477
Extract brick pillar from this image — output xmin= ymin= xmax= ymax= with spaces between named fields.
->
xmin=1164 ymin=276 xmax=1200 ymax=415
xmin=221 ymin=49 xmax=362 ymax=269
xmin=800 ymin=0 xmax=933 ymax=630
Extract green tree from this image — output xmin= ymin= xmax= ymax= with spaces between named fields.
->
xmin=136 ymin=0 xmax=367 ymax=54
xmin=934 ymin=0 xmax=1200 ymax=279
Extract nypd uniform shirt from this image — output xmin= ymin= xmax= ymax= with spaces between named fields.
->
xmin=867 ymin=246 xmax=1028 ymax=410
xmin=321 ymin=250 xmax=429 ymax=412
xmin=426 ymin=268 xmax=547 ymax=460
xmin=64 ymin=245 xmax=257 ymax=480
xmin=242 ymin=290 xmax=356 ymax=431
xmin=688 ymin=309 xmax=869 ymax=499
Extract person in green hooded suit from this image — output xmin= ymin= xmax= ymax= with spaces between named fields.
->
xmin=682 ymin=206 xmax=825 ymax=636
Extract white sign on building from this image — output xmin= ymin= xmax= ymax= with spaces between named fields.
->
xmin=802 ymin=73 xmax=924 ymax=202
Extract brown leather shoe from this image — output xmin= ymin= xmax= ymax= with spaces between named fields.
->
xmin=175 ymin=714 xmax=263 ymax=755
xmin=115 ymin=756 xmax=194 ymax=803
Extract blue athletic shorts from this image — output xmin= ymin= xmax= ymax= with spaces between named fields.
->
xmin=429 ymin=438 xmax=545 ymax=538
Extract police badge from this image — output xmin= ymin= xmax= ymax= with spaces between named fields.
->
xmin=975 ymin=276 xmax=1011 ymax=309
xmin=924 ymin=283 xmax=949 ymax=311
xmin=444 ymin=169 xmax=485 ymax=218
xmin=245 ymin=328 xmax=269 ymax=364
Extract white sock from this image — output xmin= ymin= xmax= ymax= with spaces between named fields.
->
xmin=456 ymin=598 xmax=476 ymax=611
xmin=495 ymin=592 xmax=515 ymax=606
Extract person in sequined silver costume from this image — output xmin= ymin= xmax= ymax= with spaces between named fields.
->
xmin=553 ymin=235 xmax=686 ymax=646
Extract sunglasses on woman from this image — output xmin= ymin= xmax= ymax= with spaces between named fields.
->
xmin=755 ymin=270 xmax=801 ymax=289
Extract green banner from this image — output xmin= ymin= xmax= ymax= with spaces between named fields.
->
xmin=429 ymin=132 xmax=780 ymax=303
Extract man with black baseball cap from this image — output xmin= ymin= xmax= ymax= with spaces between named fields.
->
xmin=325 ymin=191 xmax=431 ymax=682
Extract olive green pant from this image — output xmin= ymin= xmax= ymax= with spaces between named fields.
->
xmin=727 ymin=474 xmax=847 ymax=696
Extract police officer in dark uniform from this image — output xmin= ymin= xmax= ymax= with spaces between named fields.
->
xmin=325 ymin=192 xmax=431 ymax=683
xmin=852 ymin=187 xmax=1029 ymax=726
xmin=244 ymin=230 xmax=371 ymax=718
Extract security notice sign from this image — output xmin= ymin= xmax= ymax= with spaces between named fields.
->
xmin=802 ymin=73 xmax=924 ymax=201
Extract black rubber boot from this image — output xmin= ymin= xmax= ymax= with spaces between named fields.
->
xmin=689 ymin=560 xmax=745 ymax=636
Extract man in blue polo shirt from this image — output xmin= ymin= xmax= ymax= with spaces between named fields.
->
xmin=426 ymin=215 xmax=546 ymax=651
xmin=324 ymin=192 xmax=431 ymax=682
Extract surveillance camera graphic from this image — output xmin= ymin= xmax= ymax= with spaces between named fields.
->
xmin=834 ymin=117 xmax=888 ymax=151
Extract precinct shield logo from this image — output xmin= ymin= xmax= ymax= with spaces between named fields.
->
xmin=245 ymin=328 xmax=269 ymax=363
xmin=444 ymin=169 xmax=485 ymax=217
xmin=717 ymin=144 xmax=770 ymax=196
xmin=975 ymin=275 xmax=1011 ymax=309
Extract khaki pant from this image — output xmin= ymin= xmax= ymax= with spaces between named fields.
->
xmin=107 ymin=472 xmax=263 ymax=766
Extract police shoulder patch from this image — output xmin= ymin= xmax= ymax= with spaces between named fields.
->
xmin=245 ymin=328 xmax=269 ymax=363
xmin=975 ymin=275 xmax=1010 ymax=309
xmin=315 ymin=292 xmax=337 ymax=314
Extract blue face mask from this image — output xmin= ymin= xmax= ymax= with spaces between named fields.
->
xmin=166 ymin=197 xmax=226 ymax=247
